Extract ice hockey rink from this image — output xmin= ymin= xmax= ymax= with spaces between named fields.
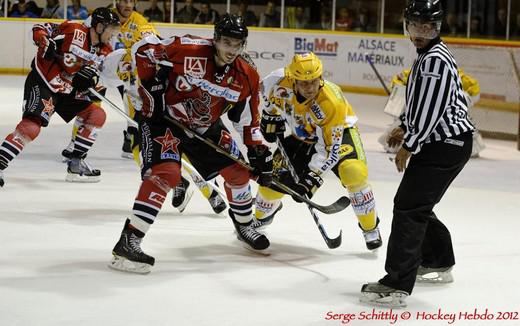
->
xmin=0 ymin=75 xmax=519 ymax=326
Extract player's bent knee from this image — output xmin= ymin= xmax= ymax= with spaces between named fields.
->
xmin=150 ymin=162 xmax=181 ymax=189
xmin=78 ymin=104 xmax=107 ymax=127
xmin=220 ymin=163 xmax=250 ymax=186
xmin=15 ymin=117 xmax=42 ymax=142
xmin=338 ymin=159 xmax=369 ymax=190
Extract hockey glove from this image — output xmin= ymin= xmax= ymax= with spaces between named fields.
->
xmin=72 ymin=66 xmax=99 ymax=92
xmin=291 ymin=170 xmax=323 ymax=202
xmin=138 ymin=78 xmax=166 ymax=118
xmin=260 ymin=112 xmax=286 ymax=143
xmin=247 ymin=145 xmax=273 ymax=187
xmin=36 ymin=35 xmax=57 ymax=60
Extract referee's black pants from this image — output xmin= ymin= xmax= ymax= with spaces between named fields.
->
xmin=379 ymin=131 xmax=473 ymax=294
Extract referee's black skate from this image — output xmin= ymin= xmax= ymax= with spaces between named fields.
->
xmin=229 ymin=210 xmax=270 ymax=251
xmin=360 ymin=282 xmax=409 ymax=307
xmin=109 ymin=220 xmax=155 ymax=274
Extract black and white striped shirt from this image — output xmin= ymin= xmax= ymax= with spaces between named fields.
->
xmin=403 ymin=38 xmax=474 ymax=154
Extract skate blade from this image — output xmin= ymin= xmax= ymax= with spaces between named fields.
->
xmin=121 ymin=152 xmax=134 ymax=159
xmin=66 ymin=173 xmax=101 ymax=183
xmin=235 ymin=235 xmax=271 ymax=256
xmin=108 ymin=255 xmax=152 ymax=274
xmin=416 ymin=272 xmax=453 ymax=284
xmin=175 ymin=187 xmax=194 ymax=213
xmin=359 ymin=292 xmax=407 ymax=308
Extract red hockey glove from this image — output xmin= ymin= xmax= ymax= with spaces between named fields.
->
xmin=138 ymin=78 xmax=166 ymax=118
xmin=36 ymin=35 xmax=57 ymax=60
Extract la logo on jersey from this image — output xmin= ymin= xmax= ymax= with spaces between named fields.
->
xmin=72 ymin=29 xmax=86 ymax=47
xmin=184 ymin=57 xmax=207 ymax=78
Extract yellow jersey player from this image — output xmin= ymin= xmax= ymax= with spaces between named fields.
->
xmin=380 ymin=68 xmax=484 ymax=157
xmin=254 ymin=52 xmax=382 ymax=250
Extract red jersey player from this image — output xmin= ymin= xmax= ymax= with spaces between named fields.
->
xmin=109 ymin=14 xmax=273 ymax=274
xmin=0 ymin=8 xmax=119 ymax=186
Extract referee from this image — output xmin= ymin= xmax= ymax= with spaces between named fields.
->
xmin=361 ymin=0 xmax=474 ymax=307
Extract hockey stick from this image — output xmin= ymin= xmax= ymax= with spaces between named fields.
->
xmin=162 ymin=114 xmax=351 ymax=215
xmin=88 ymin=87 xmax=222 ymax=195
xmin=275 ymin=137 xmax=343 ymax=249
xmin=89 ymin=87 xmax=139 ymax=128
xmin=365 ymin=53 xmax=391 ymax=95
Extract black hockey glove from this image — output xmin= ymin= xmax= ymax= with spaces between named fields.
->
xmin=72 ymin=65 xmax=99 ymax=92
xmin=247 ymin=145 xmax=273 ymax=187
xmin=260 ymin=112 xmax=286 ymax=143
xmin=291 ymin=170 xmax=323 ymax=202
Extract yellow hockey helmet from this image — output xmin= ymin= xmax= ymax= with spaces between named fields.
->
xmin=286 ymin=52 xmax=323 ymax=81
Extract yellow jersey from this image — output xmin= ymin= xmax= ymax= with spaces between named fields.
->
xmin=391 ymin=68 xmax=480 ymax=104
xmin=113 ymin=11 xmax=157 ymax=84
xmin=261 ymin=68 xmax=358 ymax=175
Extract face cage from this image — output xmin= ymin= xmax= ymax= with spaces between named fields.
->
xmin=403 ymin=20 xmax=441 ymax=39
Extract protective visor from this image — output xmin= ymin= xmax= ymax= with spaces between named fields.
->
xmin=404 ymin=20 xmax=441 ymax=39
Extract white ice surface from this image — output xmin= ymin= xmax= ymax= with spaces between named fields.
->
xmin=0 ymin=76 xmax=519 ymax=326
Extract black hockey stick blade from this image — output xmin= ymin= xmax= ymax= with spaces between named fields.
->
xmin=322 ymin=227 xmax=342 ymax=249
xmin=310 ymin=207 xmax=342 ymax=249
xmin=273 ymin=181 xmax=351 ymax=214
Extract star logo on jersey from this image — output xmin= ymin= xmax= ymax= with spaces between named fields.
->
xmin=41 ymin=98 xmax=55 ymax=117
xmin=154 ymin=129 xmax=180 ymax=160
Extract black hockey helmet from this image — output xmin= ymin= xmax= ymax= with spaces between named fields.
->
xmin=404 ymin=0 xmax=443 ymax=23
xmin=214 ymin=14 xmax=248 ymax=42
xmin=91 ymin=7 xmax=120 ymax=28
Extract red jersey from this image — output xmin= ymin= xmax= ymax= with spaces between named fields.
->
xmin=134 ymin=35 xmax=263 ymax=146
xmin=32 ymin=21 xmax=113 ymax=94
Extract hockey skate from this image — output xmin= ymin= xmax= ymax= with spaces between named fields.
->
xmin=171 ymin=176 xmax=194 ymax=212
xmin=251 ymin=202 xmax=283 ymax=230
xmin=66 ymin=157 xmax=101 ymax=183
xmin=121 ymin=130 xmax=133 ymax=159
xmin=360 ymin=219 xmax=383 ymax=250
xmin=208 ymin=188 xmax=227 ymax=214
xmin=416 ymin=266 xmax=454 ymax=284
xmin=0 ymin=170 xmax=4 ymax=187
xmin=229 ymin=210 xmax=270 ymax=251
xmin=61 ymin=139 xmax=74 ymax=161
xmin=360 ymin=282 xmax=409 ymax=308
xmin=109 ymin=222 xmax=155 ymax=274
